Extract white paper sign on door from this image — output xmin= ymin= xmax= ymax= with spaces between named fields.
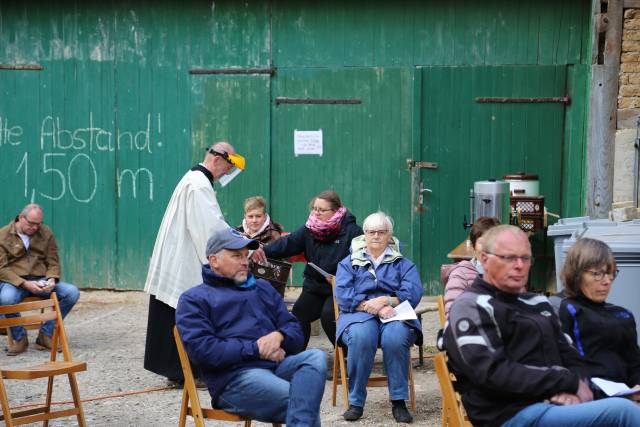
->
xmin=294 ymin=130 xmax=323 ymax=156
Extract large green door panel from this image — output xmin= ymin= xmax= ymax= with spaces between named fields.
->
xmin=271 ymin=67 xmax=416 ymax=257
xmin=190 ymin=75 xmax=271 ymax=229
xmin=419 ymin=65 xmax=567 ymax=293
xmin=273 ymin=0 xmax=589 ymax=67
xmin=0 ymin=2 xmax=270 ymax=68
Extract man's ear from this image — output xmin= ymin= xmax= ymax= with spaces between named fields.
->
xmin=208 ymin=254 xmax=218 ymax=269
xmin=478 ymin=250 xmax=489 ymax=265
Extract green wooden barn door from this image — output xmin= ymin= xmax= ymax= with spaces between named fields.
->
xmin=190 ymin=74 xmax=271 ymax=229
xmin=271 ymin=67 xmax=417 ymax=285
xmin=418 ymin=65 xmax=567 ymax=294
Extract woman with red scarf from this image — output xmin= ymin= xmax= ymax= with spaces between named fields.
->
xmin=253 ymin=190 xmax=363 ymax=348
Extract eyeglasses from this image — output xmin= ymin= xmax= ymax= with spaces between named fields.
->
xmin=22 ymin=216 xmax=42 ymax=227
xmin=585 ymin=269 xmax=619 ymax=281
xmin=365 ymin=230 xmax=389 ymax=236
xmin=485 ymin=251 xmax=534 ymax=265
xmin=311 ymin=207 xmax=334 ymax=214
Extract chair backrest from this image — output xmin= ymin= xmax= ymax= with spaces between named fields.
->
xmin=0 ymin=293 xmax=72 ymax=361
xmin=434 ymin=352 xmax=472 ymax=427
xmin=437 ymin=295 xmax=446 ymax=328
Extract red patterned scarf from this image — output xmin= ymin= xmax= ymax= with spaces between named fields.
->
xmin=305 ymin=206 xmax=347 ymax=241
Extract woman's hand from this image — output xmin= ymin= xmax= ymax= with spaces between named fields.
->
xmin=378 ymin=305 xmax=396 ymax=320
xmin=251 ymin=246 xmax=267 ymax=264
xmin=628 ymin=385 xmax=640 ymax=402
xmin=362 ymin=296 xmax=388 ymax=315
xmin=548 ymin=392 xmax=581 ymax=406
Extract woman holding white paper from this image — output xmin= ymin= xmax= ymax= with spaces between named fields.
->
xmin=558 ymin=238 xmax=640 ymax=400
xmin=335 ymin=211 xmax=423 ymax=423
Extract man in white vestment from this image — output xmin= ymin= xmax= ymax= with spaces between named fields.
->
xmin=143 ymin=141 xmax=245 ymax=385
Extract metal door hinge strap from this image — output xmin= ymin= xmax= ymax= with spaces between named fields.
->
xmin=407 ymin=160 xmax=438 ymax=170
xmin=275 ymin=97 xmax=361 ymax=106
xmin=0 ymin=64 xmax=43 ymax=71
xmin=475 ymin=96 xmax=571 ymax=105
xmin=189 ymin=68 xmax=275 ymax=75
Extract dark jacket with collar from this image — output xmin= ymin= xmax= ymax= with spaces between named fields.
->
xmin=559 ymin=294 xmax=640 ymax=388
xmin=0 ymin=219 xmax=60 ymax=286
xmin=443 ymin=277 xmax=586 ymax=427
xmin=175 ymin=265 xmax=304 ymax=402
xmin=264 ymin=211 xmax=362 ymax=293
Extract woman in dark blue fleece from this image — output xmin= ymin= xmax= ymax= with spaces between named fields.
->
xmin=254 ymin=190 xmax=363 ymax=348
xmin=558 ymin=238 xmax=640 ymax=400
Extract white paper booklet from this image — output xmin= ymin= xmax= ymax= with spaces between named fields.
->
xmin=380 ymin=300 xmax=418 ymax=324
xmin=591 ymin=377 xmax=639 ymax=397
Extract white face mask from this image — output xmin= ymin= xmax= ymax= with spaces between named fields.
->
xmin=218 ymin=167 xmax=242 ymax=187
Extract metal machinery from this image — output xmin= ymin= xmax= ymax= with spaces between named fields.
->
xmin=465 ymin=173 xmax=547 ymax=233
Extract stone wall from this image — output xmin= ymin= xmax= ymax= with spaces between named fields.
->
xmin=616 ymin=9 xmax=640 ymax=204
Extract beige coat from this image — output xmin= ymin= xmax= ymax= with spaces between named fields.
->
xmin=144 ymin=169 xmax=228 ymax=308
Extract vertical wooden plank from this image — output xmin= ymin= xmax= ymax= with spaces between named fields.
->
xmin=588 ymin=0 xmax=622 ymax=217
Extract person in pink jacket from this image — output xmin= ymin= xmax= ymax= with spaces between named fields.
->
xmin=442 ymin=216 xmax=500 ymax=317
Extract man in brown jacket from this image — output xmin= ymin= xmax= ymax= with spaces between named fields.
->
xmin=0 ymin=204 xmax=80 ymax=355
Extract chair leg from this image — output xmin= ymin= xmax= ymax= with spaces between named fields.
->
xmin=0 ymin=376 xmax=14 ymax=427
xmin=337 ymin=347 xmax=349 ymax=410
xmin=408 ymin=360 xmax=417 ymax=411
xmin=43 ymin=374 xmax=55 ymax=427
xmin=244 ymin=420 xmax=251 ymax=427
xmin=178 ymin=388 xmax=188 ymax=427
xmin=331 ymin=349 xmax=339 ymax=407
xmin=67 ymin=373 xmax=87 ymax=427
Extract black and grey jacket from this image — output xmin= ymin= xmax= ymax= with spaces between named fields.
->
xmin=442 ymin=278 xmax=586 ymax=427
xmin=559 ymin=295 xmax=640 ymax=390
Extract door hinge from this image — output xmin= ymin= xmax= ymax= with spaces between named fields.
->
xmin=407 ymin=160 xmax=438 ymax=170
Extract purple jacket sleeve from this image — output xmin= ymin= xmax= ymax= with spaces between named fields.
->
xmin=444 ymin=262 xmax=478 ymax=317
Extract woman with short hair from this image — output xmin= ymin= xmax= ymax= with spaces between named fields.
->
xmin=335 ymin=211 xmax=422 ymax=423
xmin=236 ymin=196 xmax=285 ymax=295
xmin=558 ymin=238 xmax=640 ymax=399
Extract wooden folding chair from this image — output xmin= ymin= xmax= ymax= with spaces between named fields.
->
xmin=173 ymin=327 xmax=282 ymax=427
xmin=437 ymin=295 xmax=446 ymax=328
xmin=4 ymin=296 xmax=45 ymax=348
xmin=330 ymin=278 xmax=417 ymax=411
xmin=434 ymin=352 xmax=473 ymax=427
xmin=0 ymin=292 xmax=87 ymax=427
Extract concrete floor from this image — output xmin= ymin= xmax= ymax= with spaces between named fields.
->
xmin=1 ymin=290 xmax=443 ymax=426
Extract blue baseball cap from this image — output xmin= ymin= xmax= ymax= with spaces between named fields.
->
xmin=206 ymin=228 xmax=259 ymax=256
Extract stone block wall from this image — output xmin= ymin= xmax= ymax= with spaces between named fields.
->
xmin=615 ymin=9 xmax=640 ymax=203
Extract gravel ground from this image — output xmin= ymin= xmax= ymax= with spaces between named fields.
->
xmin=1 ymin=290 xmax=443 ymax=426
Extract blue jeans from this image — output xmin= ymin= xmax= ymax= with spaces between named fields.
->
xmin=0 ymin=280 xmax=80 ymax=340
xmin=342 ymin=318 xmax=416 ymax=407
xmin=502 ymin=398 xmax=640 ymax=427
xmin=215 ymin=349 xmax=326 ymax=426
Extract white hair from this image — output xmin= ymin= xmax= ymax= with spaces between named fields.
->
xmin=363 ymin=211 xmax=394 ymax=235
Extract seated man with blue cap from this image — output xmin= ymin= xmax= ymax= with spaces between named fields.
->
xmin=176 ymin=227 xmax=326 ymax=426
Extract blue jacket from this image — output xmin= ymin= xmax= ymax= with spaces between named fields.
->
xmin=335 ymin=236 xmax=423 ymax=345
xmin=175 ymin=265 xmax=304 ymax=402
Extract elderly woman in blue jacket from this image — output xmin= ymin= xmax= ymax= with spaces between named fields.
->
xmin=335 ymin=211 xmax=423 ymax=424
